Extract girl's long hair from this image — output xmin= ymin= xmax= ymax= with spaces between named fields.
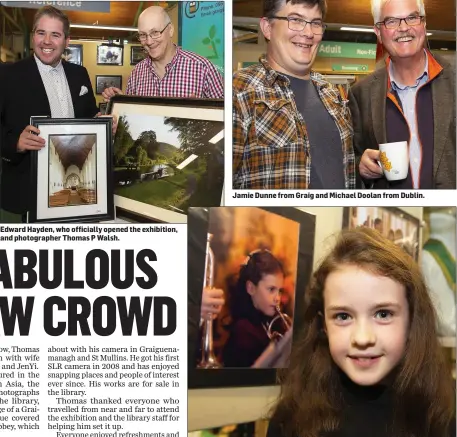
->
xmin=270 ymin=227 xmax=455 ymax=437
xmin=230 ymin=250 xmax=284 ymax=321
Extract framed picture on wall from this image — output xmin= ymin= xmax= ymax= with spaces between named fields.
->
xmin=99 ymin=102 xmax=108 ymax=115
xmin=188 ymin=206 xmax=316 ymax=388
xmin=342 ymin=207 xmax=421 ymax=261
xmin=107 ymin=95 xmax=224 ymax=224
xmin=97 ymin=44 xmax=123 ymax=65
xmin=62 ymin=44 xmax=83 ymax=65
xmin=28 ymin=117 xmax=115 ymax=223
xmin=130 ymin=45 xmax=146 ymax=65
xmin=95 ymin=75 xmax=122 ymax=95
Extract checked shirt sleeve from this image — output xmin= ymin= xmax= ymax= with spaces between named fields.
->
xmin=125 ymin=71 xmax=135 ymax=95
xmin=232 ymin=87 xmax=249 ymax=188
xmin=203 ymin=61 xmax=224 ymax=99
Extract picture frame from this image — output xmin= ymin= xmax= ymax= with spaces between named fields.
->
xmin=62 ymin=44 xmax=83 ymax=66
xmin=190 ymin=420 xmax=259 ymax=436
xmin=97 ymin=44 xmax=123 ymax=66
xmin=99 ymin=102 xmax=108 ymax=115
xmin=29 ymin=117 xmax=115 ymax=223
xmin=107 ymin=95 xmax=224 ymax=224
xmin=130 ymin=45 xmax=146 ymax=65
xmin=188 ymin=207 xmax=316 ymax=389
xmin=96 ymin=75 xmax=122 ymax=95
xmin=342 ymin=207 xmax=421 ymax=261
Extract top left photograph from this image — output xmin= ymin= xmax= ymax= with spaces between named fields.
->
xmin=0 ymin=1 xmax=225 ymax=224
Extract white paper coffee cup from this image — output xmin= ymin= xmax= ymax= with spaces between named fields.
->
xmin=378 ymin=141 xmax=408 ymax=181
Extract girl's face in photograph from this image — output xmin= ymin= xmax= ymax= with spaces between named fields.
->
xmin=247 ymin=272 xmax=284 ymax=317
xmin=323 ymin=265 xmax=410 ymax=386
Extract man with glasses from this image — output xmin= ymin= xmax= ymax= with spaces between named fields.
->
xmin=349 ymin=0 xmax=455 ymax=189
xmin=233 ymin=0 xmax=356 ymax=190
xmin=102 ymin=6 xmax=223 ymax=101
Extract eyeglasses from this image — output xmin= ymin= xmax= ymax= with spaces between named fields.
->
xmin=268 ymin=16 xmax=327 ymax=35
xmin=376 ymin=15 xmax=425 ymax=30
xmin=137 ymin=22 xmax=170 ymax=42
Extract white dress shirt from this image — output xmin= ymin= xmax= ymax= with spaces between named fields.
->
xmin=34 ymin=54 xmax=74 ymax=118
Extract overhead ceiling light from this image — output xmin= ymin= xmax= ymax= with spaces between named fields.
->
xmin=340 ymin=27 xmax=375 ymax=33
xmin=340 ymin=26 xmax=433 ymax=36
xmin=72 ymin=39 xmax=110 ymax=43
xmin=70 ymin=24 xmax=137 ymax=32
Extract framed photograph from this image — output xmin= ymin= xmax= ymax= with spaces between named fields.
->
xmin=96 ymin=75 xmax=122 ymax=95
xmin=188 ymin=207 xmax=316 ymax=389
xmin=99 ymin=102 xmax=108 ymax=115
xmin=342 ymin=207 xmax=421 ymax=260
xmin=130 ymin=45 xmax=146 ymax=65
xmin=62 ymin=44 xmax=83 ymax=65
xmin=107 ymin=95 xmax=224 ymax=224
xmin=97 ymin=44 xmax=123 ymax=66
xmin=190 ymin=420 xmax=259 ymax=436
xmin=29 ymin=117 xmax=115 ymax=223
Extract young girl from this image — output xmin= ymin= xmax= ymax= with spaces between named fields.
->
xmin=267 ymin=227 xmax=456 ymax=437
xmin=222 ymin=249 xmax=289 ymax=368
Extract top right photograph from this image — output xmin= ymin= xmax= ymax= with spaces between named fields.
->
xmin=232 ymin=0 xmax=455 ymax=190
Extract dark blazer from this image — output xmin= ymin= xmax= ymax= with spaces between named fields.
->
xmin=348 ymin=53 xmax=455 ymax=189
xmin=0 ymin=62 xmax=8 ymax=111
xmin=0 ymin=62 xmax=10 ymax=210
xmin=0 ymin=56 xmax=98 ymax=213
xmin=0 ymin=62 xmax=10 ymax=142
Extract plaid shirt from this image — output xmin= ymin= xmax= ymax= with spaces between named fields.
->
xmin=126 ymin=45 xmax=224 ymax=98
xmin=233 ymin=57 xmax=355 ymax=189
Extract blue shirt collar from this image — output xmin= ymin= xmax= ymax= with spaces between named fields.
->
xmin=389 ymin=49 xmax=428 ymax=90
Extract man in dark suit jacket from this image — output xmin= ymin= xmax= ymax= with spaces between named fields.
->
xmin=0 ymin=61 xmax=10 ymax=212
xmin=0 ymin=61 xmax=7 ymax=107
xmin=0 ymin=6 xmax=98 ymax=219
xmin=0 ymin=61 xmax=8 ymax=141
xmin=0 ymin=61 xmax=10 ymax=136
xmin=348 ymin=0 xmax=455 ymax=189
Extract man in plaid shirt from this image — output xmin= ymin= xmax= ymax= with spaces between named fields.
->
xmin=233 ymin=0 xmax=356 ymax=189
xmin=103 ymin=6 xmax=224 ymax=101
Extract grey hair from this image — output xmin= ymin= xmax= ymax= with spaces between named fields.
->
xmin=371 ymin=0 xmax=425 ymax=23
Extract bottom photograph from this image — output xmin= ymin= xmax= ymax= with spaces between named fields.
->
xmin=188 ymin=420 xmax=267 ymax=437
xmin=187 ymin=206 xmax=456 ymax=437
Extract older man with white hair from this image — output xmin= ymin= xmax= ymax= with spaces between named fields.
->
xmin=348 ymin=0 xmax=455 ymax=189
xmin=102 ymin=6 xmax=223 ymax=100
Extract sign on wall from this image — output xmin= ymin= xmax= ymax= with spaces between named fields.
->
xmin=318 ymin=42 xmax=377 ymax=59
xmin=0 ymin=1 xmax=110 ymax=12
xmin=178 ymin=1 xmax=224 ymax=76
xmin=332 ymin=64 xmax=369 ymax=72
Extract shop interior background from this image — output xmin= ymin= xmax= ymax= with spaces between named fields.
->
xmin=188 ymin=206 xmax=456 ymax=433
xmin=232 ymin=0 xmax=455 ymax=89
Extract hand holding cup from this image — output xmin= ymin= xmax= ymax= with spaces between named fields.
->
xmin=377 ymin=141 xmax=408 ymax=181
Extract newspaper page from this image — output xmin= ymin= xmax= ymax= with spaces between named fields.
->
xmin=0 ymin=223 xmax=187 ymax=437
